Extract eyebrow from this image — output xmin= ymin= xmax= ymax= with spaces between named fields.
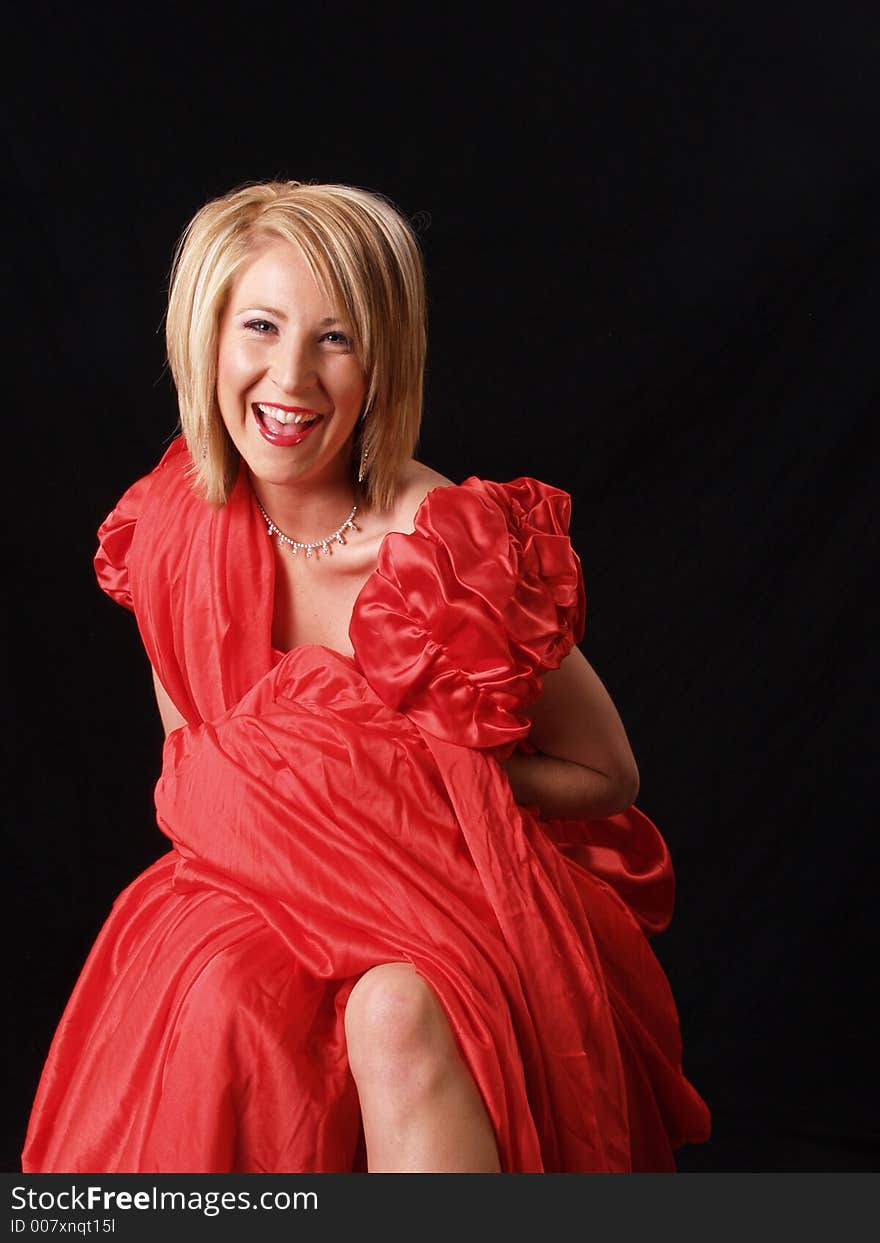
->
xmin=233 ymin=307 xmax=344 ymax=327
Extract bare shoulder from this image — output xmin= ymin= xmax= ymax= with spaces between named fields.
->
xmin=391 ymin=459 xmax=458 ymax=532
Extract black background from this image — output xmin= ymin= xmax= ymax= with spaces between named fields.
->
xmin=3 ymin=3 xmax=878 ymax=1172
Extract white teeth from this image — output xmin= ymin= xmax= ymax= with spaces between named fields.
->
xmin=257 ymin=403 xmax=320 ymax=426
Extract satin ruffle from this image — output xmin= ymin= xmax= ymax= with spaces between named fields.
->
xmin=352 ymin=477 xmax=585 ymax=751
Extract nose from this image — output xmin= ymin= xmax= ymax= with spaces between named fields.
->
xmin=270 ymin=335 xmax=318 ymax=395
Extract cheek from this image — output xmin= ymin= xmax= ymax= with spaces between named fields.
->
xmin=336 ymin=365 xmax=368 ymax=411
xmin=217 ymin=339 xmax=260 ymax=400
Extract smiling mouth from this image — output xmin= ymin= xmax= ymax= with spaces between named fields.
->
xmin=254 ymin=402 xmax=324 ymax=428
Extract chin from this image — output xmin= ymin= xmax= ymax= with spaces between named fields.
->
xmin=245 ymin=458 xmax=308 ymax=487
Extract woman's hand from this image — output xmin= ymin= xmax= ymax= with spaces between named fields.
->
xmin=499 ymin=648 xmax=640 ymax=820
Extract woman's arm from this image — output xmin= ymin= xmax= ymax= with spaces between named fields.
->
xmin=500 ymin=647 xmax=640 ymax=819
xmin=152 ymin=667 xmax=187 ymax=736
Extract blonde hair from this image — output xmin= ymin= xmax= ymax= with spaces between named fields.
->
xmin=165 ymin=180 xmax=427 ymax=511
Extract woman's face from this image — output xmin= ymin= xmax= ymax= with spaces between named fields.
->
xmin=216 ymin=236 xmax=367 ymax=493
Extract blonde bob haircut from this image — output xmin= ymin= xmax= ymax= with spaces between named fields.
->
xmin=166 ymin=180 xmax=426 ymax=512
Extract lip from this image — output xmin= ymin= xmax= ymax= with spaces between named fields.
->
xmin=252 ymin=403 xmax=325 ymax=447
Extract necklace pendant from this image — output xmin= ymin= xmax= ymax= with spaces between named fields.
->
xmin=257 ymin=499 xmax=359 ymax=563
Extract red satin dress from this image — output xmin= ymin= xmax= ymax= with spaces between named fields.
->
xmin=22 ymin=437 xmax=710 ymax=1173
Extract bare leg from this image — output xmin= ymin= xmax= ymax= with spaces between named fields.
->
xmin=344 ymin=963 xmax=501 ymax=1173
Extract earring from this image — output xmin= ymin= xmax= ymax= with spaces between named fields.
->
xmin=357 ymin=409 xmax=370 ymax=484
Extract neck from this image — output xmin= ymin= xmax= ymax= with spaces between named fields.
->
xmin=248 ymin=471 xmax=357 ymax=543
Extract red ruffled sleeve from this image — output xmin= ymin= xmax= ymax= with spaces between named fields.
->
xmin=351 ymin=476 xmax=586 ymax=749
xmin=93 ymin=440 xmax=190 ymax=612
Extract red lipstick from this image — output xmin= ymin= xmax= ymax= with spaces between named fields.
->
xmin=253 ymin=403 xmax=324 ymax=448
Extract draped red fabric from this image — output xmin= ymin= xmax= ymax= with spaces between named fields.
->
xmin=23 ymin=437 xmax=710 ymax=1173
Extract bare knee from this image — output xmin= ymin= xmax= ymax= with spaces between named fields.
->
xmin=344 ymin=963 xmax=457 ymax=1088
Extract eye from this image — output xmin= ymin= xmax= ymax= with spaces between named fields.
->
xmin=243 ymin=318 xmax=277 ymax=335
xmin=321 ymin=330 xmax=354 ymax=348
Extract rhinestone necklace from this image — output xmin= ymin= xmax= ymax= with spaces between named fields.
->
xmin=257 ymin=498 xmax=359 ymax=559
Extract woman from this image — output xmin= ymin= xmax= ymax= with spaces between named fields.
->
xmin=23 ymin=180 xmax=710 ymax=1173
